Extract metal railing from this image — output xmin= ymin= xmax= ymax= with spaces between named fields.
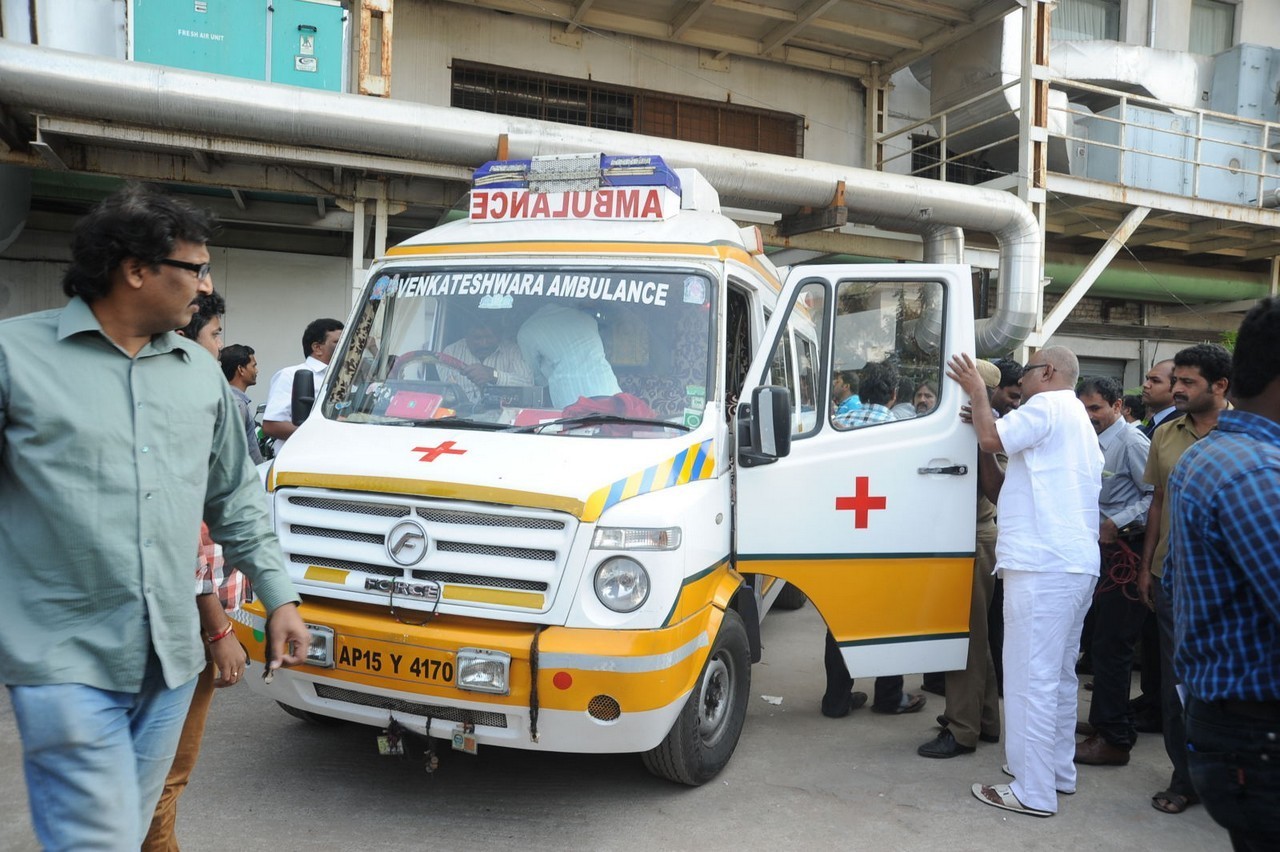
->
xmin=877 ymin=76 xmax=1280 ymax=209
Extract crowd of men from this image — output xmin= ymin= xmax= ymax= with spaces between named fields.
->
xmin=0 ymin=185 xmax=1276 ymax=850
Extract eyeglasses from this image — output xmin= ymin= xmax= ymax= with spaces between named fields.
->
xmin=158 ymin=258 xmax=211 ymax=281
xmin=1023 ymin=362 xmax=1052 ymax=377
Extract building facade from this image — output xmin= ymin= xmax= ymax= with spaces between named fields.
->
xmin=1 ymin=0 xmax=1276 ymax=396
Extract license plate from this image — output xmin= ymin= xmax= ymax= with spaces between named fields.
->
xmin=334 ymin=636 xmax=455 ymax=685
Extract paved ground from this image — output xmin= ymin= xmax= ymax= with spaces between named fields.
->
xmin=0 ymin=603 xmax=1230 ymax=851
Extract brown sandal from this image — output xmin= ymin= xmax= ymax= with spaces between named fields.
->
xmin=1151 ymin=790 xmax=1199 ymax=814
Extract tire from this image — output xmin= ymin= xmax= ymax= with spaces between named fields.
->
xmin=773 ymin=582 xmax=808 ymax=611
xmin=642 ymin=608 xmax=751 ymax=786
xmin=277 ymin=701 xmax=346 ymax=727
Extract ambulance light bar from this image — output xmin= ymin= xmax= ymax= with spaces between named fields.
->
xmin=473 ymin=153 xmax=682 ymax=196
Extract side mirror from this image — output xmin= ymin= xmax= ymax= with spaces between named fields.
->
xmin=737 ymin=385 xmax=793 ymax=467
xmin=292 ymin=369 xmax=316 ymax=426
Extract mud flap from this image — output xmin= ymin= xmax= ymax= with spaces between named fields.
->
xmin=732 ymin=583 xmax=762 ymax=663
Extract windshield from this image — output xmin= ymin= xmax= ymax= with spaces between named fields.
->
xmin=324 ymin=266 xmax=716 ymax=437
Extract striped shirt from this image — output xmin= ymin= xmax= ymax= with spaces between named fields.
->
xmin=1166 ymin=410 xmax=1280 ymax=701
xmin=437 ymin=338 xmax=534 ymax=404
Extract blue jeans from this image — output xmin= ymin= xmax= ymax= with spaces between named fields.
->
xmin=8 ymin=652 xmax=197 ymax=852
xmin=1186 ymin=697 xmax=1280 ymax=852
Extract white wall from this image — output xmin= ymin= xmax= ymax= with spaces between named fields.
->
xmin=390 ymin=3 xmax=864 ymax=167
xmin=0 ymin=235 xmax=351 ymax=412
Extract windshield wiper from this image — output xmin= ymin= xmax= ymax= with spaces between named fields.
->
xmin=507 ymin=414 xmax=691 ymax=434
xmin=375 ymin=417 xmax=507 ymax=431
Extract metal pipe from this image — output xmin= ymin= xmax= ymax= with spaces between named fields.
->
xmin=0 ymin=40 xmax=1042 ymax=354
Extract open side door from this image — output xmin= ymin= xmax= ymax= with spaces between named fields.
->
xmin=735 ymin=265 xmax=977 ymax=678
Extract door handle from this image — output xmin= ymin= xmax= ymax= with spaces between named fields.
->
xmin=917 ymin=465 xmax=968 ymax=475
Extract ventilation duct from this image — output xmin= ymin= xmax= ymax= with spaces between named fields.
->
xmin=0 ymin=40 xmax=1042 ymax=355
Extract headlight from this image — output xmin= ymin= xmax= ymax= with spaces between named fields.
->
xmin=592 ymin=526 xmax=682 ymax=550
xmin=594 ymin=557 xmax=650 ymax=612
xmin=456 ymin=648 xmax=511 ymax=694
xmin=305 ymin=626 xmax=334 ymax=667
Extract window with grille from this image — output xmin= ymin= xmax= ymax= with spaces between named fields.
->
xmin=451 ymin=62 xmax=804 ymax=157
xmin=1050 ymin=0 xmax=1121 ymax=41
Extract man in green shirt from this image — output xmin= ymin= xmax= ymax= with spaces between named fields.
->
xmin=0 ymin=184 xmax=310 ymax=850
xmin=1137 ymin=342 xmax=1232 ymax=817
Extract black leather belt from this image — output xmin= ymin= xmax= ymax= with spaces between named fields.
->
xmin=1214 ymin=699 xmax=1280 ymax=722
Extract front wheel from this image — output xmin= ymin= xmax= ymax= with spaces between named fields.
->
xmin=642 ymin=608 xmax=751 ymax=785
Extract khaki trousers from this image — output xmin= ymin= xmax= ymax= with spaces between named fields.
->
xmin=942 ymin=521 xmax=1000 ymax=748
xmin=141 ymin=659 xmax=216 ymax=851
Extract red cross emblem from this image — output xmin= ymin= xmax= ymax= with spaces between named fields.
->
xmin=413 ymin=441 xmax=467 ymax=462
xmin=835 ymin=476 xmax=887 ymax=529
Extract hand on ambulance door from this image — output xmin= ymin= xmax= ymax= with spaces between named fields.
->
xmin=946 ymin=354 xmax=1003 ymax=454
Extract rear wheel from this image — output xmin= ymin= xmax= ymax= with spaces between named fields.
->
xmin=642 ymin=608 xmax=751 ymax=785
xmin=277 ymin=701 xmax=346 ymax=727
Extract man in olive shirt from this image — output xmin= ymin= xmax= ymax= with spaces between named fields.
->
xmin=0 ymin=185 xmax=310 ymax=850
xmin=1137 ymin=342 xmax=1232 ymax=816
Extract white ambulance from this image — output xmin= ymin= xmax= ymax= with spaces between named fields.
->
xmin=237 ymin=153 xmax=981 ymax=785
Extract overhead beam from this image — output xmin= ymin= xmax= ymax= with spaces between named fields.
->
xmin=837 ymin=0 xmax=971 ymax=25
xmin=435 ymin=0 xmax=870 ymax=77
xmin=1 ymin=139 xmax=459 ymax=210
xmin=1151 ymin=298 xmax=1263 ymax=319
xmin=809 ymin=17 xmax=924 ymax=51
xmin=882 ymin=0 xmax=1021 ymax=75
xmin=1047 ymin=173 xmax=1280 ymax=229
xmin=711 ymin=0 xmax=792 ymax=22
xmin=760 ymin=0 xmax=840 ymax=55
xmin=33 ymin=114 xmax=473 ymax=183
xmin=788 ymin=36 xmax=887 ymax=63
xmin=1033 ymin=205 xmax=1150 ymax=344
xmin=670 ymin=0 xmax=715 ymax=38
xmin=565 ymin=0 xmax=596 ymax=34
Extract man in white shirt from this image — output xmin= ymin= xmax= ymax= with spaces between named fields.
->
xmin=948 ymin=346 xmax=1103 ymax=819
xmin=262 ymin=317 xmax=343 ymax=453
xmin=1141 ymin=359 xmax=1176 ymax=437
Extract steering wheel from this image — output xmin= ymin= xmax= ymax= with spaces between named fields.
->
xmin=390 ymin=350 xmax=441 ymax=380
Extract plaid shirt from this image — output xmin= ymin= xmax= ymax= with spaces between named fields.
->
xmin=833 ymin=403 xmax=894 ymax=430
xmin=1167 ymin=410 xmax=1280 ymax=701
xmin=195 ymin=522 xmax=252 ymax=612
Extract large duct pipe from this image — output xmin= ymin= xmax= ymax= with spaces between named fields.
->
xmin=0 ymin=40 xmax=1040 ymax=354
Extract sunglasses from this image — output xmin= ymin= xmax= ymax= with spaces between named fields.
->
xmin=158 ymin=258 xmax=211 ymax=281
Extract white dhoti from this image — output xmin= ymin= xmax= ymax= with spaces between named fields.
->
xmin=1001 ymin=568 xmax=1096 ymax=813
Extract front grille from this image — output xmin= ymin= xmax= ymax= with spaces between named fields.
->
xmin=313 ymin=684 xmax=508 ymax=728
xmin=291 ymin=553 xmax=400 ymax=578
xmin=435 ymin=540 xmax=556 ymax=562
xmin=410 ymin=569 xmax=548 ymax=592
xmin=278 ymin=488 xmax=577 ymax=611
xmin=290 ymin=496 xmax=409 ymax=518
xmin=417 ymin=507 xmax=564 ymax=530
xmin=291 ymin=525 xmax=384 ymax=545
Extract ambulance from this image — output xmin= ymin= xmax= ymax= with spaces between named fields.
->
xmin=237 ymin=152 xmax=983 ymax=785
